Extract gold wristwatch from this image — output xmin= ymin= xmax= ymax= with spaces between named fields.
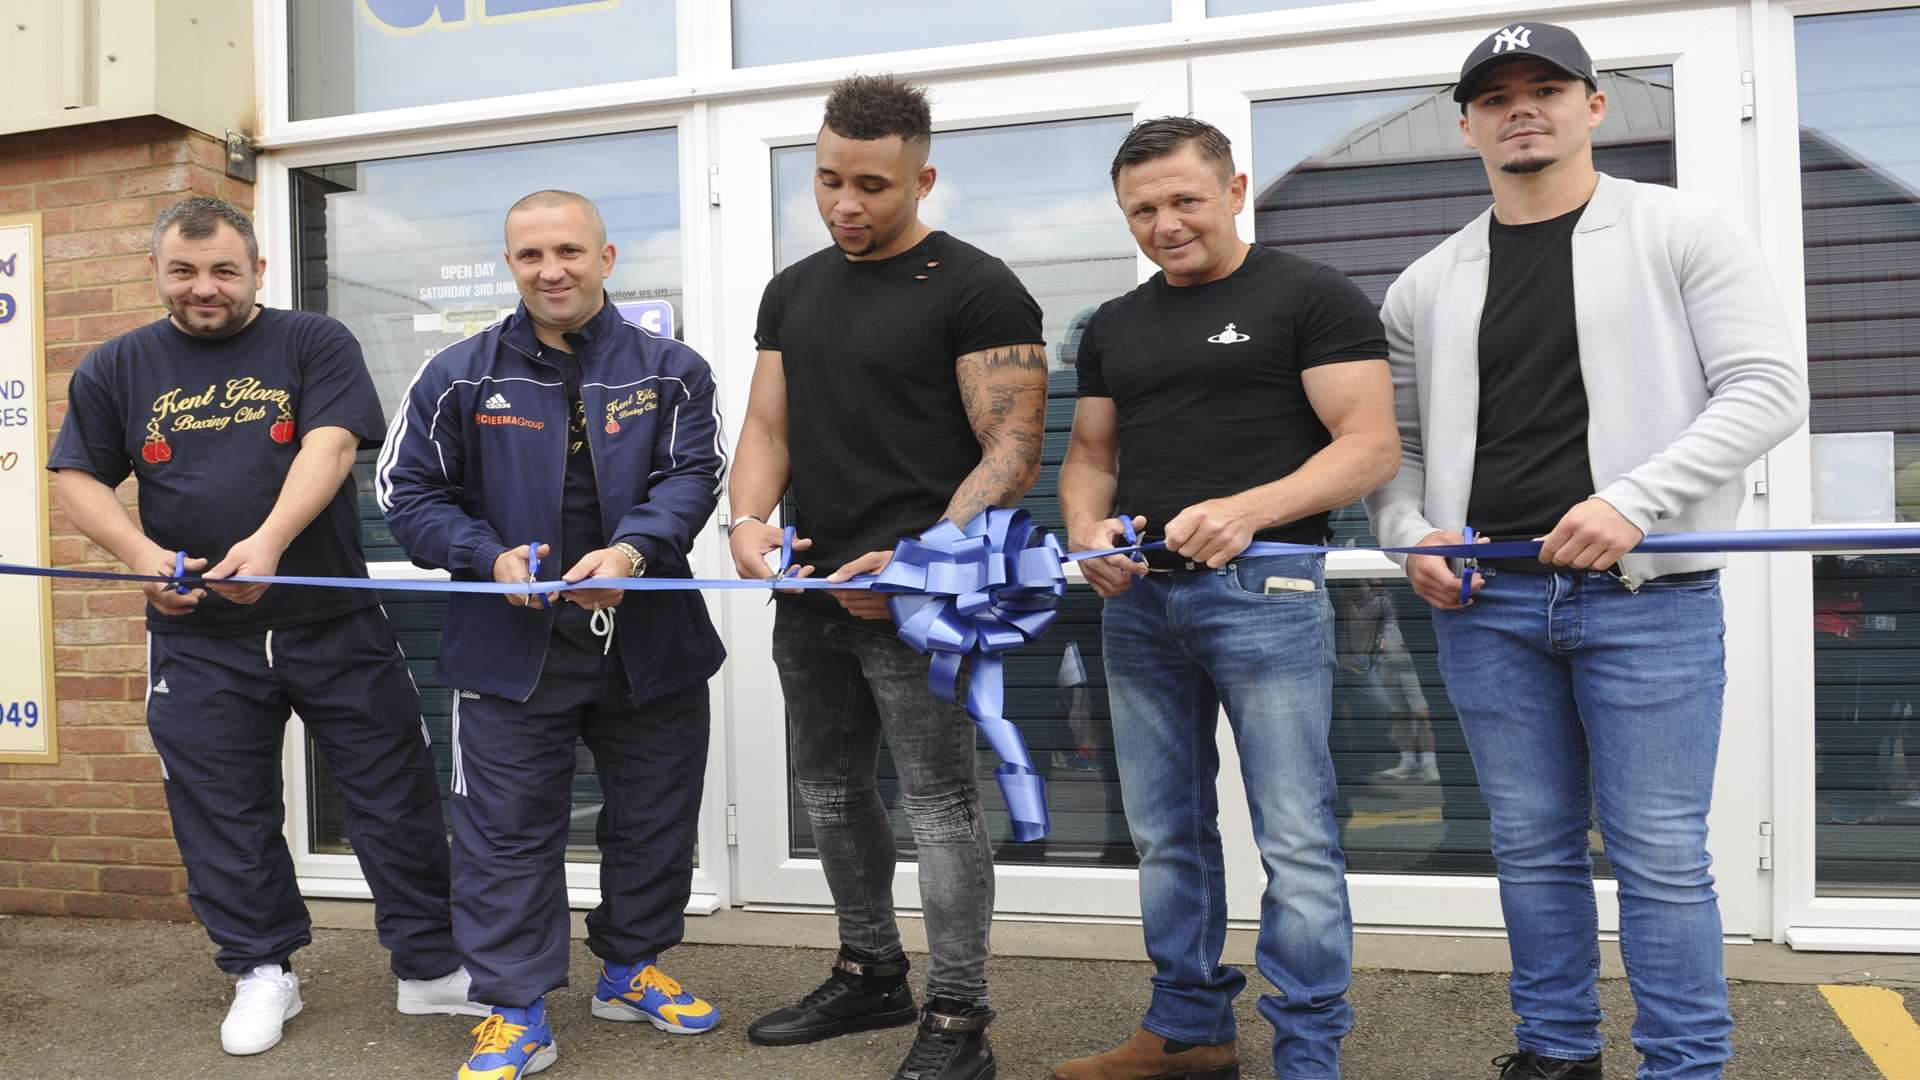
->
xmin=611 ymin=541 xmax=647 ymax=577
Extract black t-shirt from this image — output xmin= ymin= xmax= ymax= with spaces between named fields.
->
xmin=542 ymin=345 xmax=605 ymax=574
xmin=49 ymin=308 xmax=385 ymax=634
xmin=1075 ymin=244 xmax=1388 ymax=545
xmin=1468 ymin=203 xmax=1595 ymax=561
xmin=756 ymin=230 xmax=1043 ymax=625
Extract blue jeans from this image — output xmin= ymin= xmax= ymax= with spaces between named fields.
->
xmin=1103 ymin=553 xmax=1352 ymax=1080
xmin=1433 ymin=569 xmax=1731 ymax=1080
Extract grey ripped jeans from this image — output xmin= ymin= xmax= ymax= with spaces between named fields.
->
xmin=772 ymin=602 xmax=994 ymax=1005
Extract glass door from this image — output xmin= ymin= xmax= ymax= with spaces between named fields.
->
xmin=1769 ymin=1 xmax=1920 ymax=951
xmin=717 ymin=60 xmax=1227 ymax=916
xmin=1190 ymin=5 xmax=1765 ymax=935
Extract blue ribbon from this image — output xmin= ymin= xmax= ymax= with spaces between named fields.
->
xmin=14 ymin=521 xmax=1920 ymax=846
xmin=866 ymin=508 xmax=1063 ymax=842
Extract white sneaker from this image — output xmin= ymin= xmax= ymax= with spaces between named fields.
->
xmin=1373 ymin=762 xmax=1420 ymax=784
xmin=1418 ymin=761 xmax=1442 ymax=783
xmin=221 ymin=964 xmax=302 ymax=1056
xmin=398 ymin=965 xmax=490 ymax=1017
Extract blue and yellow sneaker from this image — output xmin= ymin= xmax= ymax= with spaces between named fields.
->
xmin=590 ymin=958 xmax=722 ymax=1034
xmin=456 ymin=1000 xmax=556 ymax=1080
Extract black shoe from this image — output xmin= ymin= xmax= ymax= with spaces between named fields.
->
xmin=893 ymin=998 xmax=996 ymax=1080
xmin=1493 ymin=1050 xmax=1603 ymax=1079
xmin=747 ymin=947 xmax=918 ymax=1046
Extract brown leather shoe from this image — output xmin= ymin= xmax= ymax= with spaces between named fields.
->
xmin=1051 ymin=1027 xmax=1239 ymax=1080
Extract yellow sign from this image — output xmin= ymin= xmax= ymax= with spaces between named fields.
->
xmin=0 ymin=213 xmax=55 ymax=763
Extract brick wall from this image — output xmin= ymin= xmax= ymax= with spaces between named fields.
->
xmin=0 ymin=116 xmax=253 ymax=919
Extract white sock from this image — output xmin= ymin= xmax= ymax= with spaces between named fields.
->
xmin=1399 ymin=752 xmax=1418 ymax=768
xmin=1419 ymin=752 xmax=1437 ymax=767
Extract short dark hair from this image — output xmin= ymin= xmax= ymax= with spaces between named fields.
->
xmin=1110 ymin=116 xmax=1236 ymax=186
xmin=505 ymin=189 xmax=607 ymax=247
xmin=151 ymin=196 xmax=258 ymax=263
xmin=822 ymin=74 xmax=932 ymax=147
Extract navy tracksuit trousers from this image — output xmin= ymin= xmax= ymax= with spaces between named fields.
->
xmin=449 ymin=601 xmax=710 ymax=1007
xmin=145 ymin=605 xmax=459 ymax=980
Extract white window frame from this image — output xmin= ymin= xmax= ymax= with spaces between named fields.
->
xmin=1190 ymin=4 xmax=1767 ymax=938
xmin=1759 ymin=0 xmax=1920 ymax=954
xmin=254 ymin=100 xmax=733 ymax=914
xmin=246 ymin=0 xmax=1920 ymax=946
xmin=716 ymin=59 xmax=1204 ymax=919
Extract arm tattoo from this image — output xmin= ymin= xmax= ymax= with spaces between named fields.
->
xmin=944 ymin=343 xmax=1047 ymax=525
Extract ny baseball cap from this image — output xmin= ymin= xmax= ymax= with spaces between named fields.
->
xmin=1454 ymin=21 xmax=1598 ymax=103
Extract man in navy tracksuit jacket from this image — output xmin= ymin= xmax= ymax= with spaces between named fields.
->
xmin=377 ymin=190 xmax=727 ymax=1076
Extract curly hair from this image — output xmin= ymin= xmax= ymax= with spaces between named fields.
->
xmin=822 ymin=74 xmax=932 ymax=146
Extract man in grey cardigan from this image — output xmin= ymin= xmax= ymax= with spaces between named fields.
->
xmin=1365 ymin=22 xmax=1804 ymax=1080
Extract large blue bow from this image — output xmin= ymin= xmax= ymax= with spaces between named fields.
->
xmin=869 ymin=508 xmax=1064 ymax=842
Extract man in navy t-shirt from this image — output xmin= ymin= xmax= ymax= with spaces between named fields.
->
xmin=49 ymin=197 xmax=480 ymax=1058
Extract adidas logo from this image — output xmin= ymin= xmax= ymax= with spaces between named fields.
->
xmin=458 ymin=690 xmax=480 ymax=699
xmin=483 ymin=392 xmax=512 ymax=410
xmin=152 ymin=677 xmax=170 ymax=694
xmin=1207 ymin=323 xmax=1251 ymax=344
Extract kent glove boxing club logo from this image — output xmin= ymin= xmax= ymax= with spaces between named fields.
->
xmin=602 ymin=387 xmax=659 ymax=435
xmin=142 ymin=377 xmax=297 ymax=463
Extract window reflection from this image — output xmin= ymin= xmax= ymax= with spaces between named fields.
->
xmin=1255 ymin=71 xmax=1674 ymax=875
xmin=774 ymin=116 xmax=1138 ymax=371
xmin=732 ymin=0 xmax=1169 ymax=68
xmin=294 ymin=130 xmax=684 ymax=862
xmin=774 ymin=118 xmax=1138 ymax=867
xmin=1209 ymin=0 xmax=1352 ymax=14
xmin=294 ymin=130 xmax=682 ymax=421
xmin=289 ymin=0 xmax=675 ymax=121
xmin=1797 ymin=8 xmax=1920 ymax=898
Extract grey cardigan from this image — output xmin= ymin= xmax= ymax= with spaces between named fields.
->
xmin=1363 ymin=174 xmax=1807 ymax=585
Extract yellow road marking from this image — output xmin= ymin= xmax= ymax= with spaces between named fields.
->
xmin=1819 ymin=985 xmax=1920 ymax=1080
xmin=1345 ymin=806 xmax=1442 ymax=832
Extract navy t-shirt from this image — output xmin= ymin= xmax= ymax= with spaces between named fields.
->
xmin=49 ymin=308 xmax=387 ymax=635
xmin=540 ymin=344 xmax=606 ymax=573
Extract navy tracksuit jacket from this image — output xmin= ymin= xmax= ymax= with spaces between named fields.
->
xmin=377 ymin=297 xmax=727 ymax=1004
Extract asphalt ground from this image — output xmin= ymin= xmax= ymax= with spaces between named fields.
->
xmin=2 ymin=915 xmax=1914 ymax=1079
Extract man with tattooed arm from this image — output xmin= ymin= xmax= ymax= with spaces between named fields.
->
xmin=727 ymin=73 xmax=1046 ymax=1080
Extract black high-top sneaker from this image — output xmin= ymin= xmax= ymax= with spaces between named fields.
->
xmin=1493 ymin=1051 xmax=1603 ymax=1079
xmin=746 ymin=946 xmax=917 ymax=1046
xmin=893 ymin=998 xmax=996 ymax=1080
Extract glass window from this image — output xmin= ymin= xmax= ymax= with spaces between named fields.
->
xmin=731 ymin=0 xmax=1170 ymax=68
xmin=293 ymin=129 xmax=684 ymax=859
xmin=288 ymin=0 xmax=676 ymax=121
xmin=1796 ymin=8 xmax=1920 ymax=898
xmin=1209 ymin=0 xmax=1349 ymax=14
xmin=774 ymin=116 xmax=1140 ymax=867
xmin=774 ymin=117 xmax=1135 ymax=370
xmin=1253 ymin=69 xmax=1675 ymax=875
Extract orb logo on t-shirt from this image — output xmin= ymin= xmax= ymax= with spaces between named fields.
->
xmin=1206 ymin=323 xmax=1251 ymax=345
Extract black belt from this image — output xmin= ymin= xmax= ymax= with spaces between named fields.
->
xmin=1141 ymin=549 xmax=1211 ymax=572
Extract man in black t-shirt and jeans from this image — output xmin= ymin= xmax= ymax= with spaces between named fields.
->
xmin=1056 ymin=118 xmax=1400 ymax=1080
xmin=49 ymin=197 xmax=480 ymax=1058
xmin=728 ymin=75 xmax=1046 ymax=1080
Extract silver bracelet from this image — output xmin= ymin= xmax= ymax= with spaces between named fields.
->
xmin=726 ymin=513 xmax=767 ymax=536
